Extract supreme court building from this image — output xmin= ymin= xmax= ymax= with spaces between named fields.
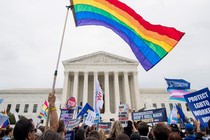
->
xmin=0 ymin=51 xmax=193 ymax=121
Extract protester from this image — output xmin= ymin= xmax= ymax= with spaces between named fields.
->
xmin=48 ymin=92 xmax=59 ymax=132
xmin=106 ymin=121 xmax=124 ymax=140
xmin=124 ymin=120 xmax=134 ymax=137
xmin=57 ymin=120 xmax=66 ymax=138
xmin=34 ymin=129 xmax=42 ymax=140
xmin=75 ymin=128 xmax=86 ymax=140
xmin=184 ymin=123 xmax=197 ymax=140
xmin=88 ymin=130 xmax=101 ymax=140
xmin=13 ymin=117 xmax=36 ymax=140
xmin=168 ymin=132 xmax=182 ymax=140
xmin=39 ymin=130 xmax=63 ymax=140
xmin=137 ymin=121 xmax=150 ymax=140
xmin=115 ymin=133 xmax=130 ymax=140
xmin=152 ymin=123 xmax=170 ymax=140
xmin=2 ymin=127 xmax=13 ymax=140
xmin=130 ymin=132 xmax=141 ymax=140
xmin=98 ymin=129 xmax=107 ymax=140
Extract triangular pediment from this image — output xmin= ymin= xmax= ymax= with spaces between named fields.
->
xmin=63 ymin=51 xmax=138 ymax=65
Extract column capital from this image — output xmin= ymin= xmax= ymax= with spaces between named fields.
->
xmin=133 ymin=71 xmax=138 ymax=76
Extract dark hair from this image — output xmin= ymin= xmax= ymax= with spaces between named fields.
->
xmin=39 ymin=130 xmax=63 ymax=140
xmin=124 ymin=120 xmax=133 ymax=137
xmin=170 ymin=124 xmax=179 ymax=133
xmin=138 ymin=121 xmax=149 ymax=136
xmin=88 ymin=130 xmax=101 ymax=140
xmin=75 ymin=128 xmax=86 ymax=140
xmin=13 ymin=118 xmax=34 ymax=140
xmin=85 ymin=137 xmax=98 ymax=140
xmin=115 ymin=133 xmax=130 ymax=140
xmin=152 ymin=123 xmax=170 ymax=140
xmin=57 ymin=120 xmax=65 ymax=133
xmin=5 ymin=127 xmax=13 ymax=135
xmin=168 ymin=132 xmax=182 ymax=140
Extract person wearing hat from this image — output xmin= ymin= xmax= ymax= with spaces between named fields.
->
xmin=184 ymin=123 xmax=196 ymax=140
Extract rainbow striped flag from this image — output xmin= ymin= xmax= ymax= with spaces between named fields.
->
xmin=71 ymin=0 xmax=185 ymax=71
xmin=38 ymin=100 xmax=49 ymax=119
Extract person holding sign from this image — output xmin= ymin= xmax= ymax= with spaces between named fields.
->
xmin=106 ymin=121 xmax=123 ymax=140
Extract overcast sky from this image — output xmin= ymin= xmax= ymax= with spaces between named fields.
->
xmin=0 ymin=0 xmax=210 ymax=90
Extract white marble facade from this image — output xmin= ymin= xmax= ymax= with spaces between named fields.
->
xmin=0 ymin=51 xmax=194 ymax=121
xmin=61 ymin=51 xmax=139 ymax=120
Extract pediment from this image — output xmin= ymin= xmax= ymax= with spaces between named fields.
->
xmin=63 ymin=51 xmax=138 ymax=65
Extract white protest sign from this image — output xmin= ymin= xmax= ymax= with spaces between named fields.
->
xmin=84 ymin=111 xmax=96 ymax=127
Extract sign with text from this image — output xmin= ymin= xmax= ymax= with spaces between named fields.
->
xmin=118 ymin=104 xmax=129 ymax=127
xmin=84 ymin=110 xmax=96 ymax=127
xmin=184 ymin=87 xmax=210 ymax=127
xmin=60 ymin=109 xmax=75 ymax=126
xmin=132 ymin=108 xmax=167 ymax=123
xmin=97 ymin=122 xmax=112 ymax=135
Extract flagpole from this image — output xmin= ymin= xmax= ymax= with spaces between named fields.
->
xmin=45 ymin=5 xmax=72 ymax=131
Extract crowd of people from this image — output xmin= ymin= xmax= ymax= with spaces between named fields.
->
xmin=1 ymin=92 xmax=210 ymax=140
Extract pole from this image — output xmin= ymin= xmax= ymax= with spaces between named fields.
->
xmin=45 ymin=6 xmax=71 ymax=131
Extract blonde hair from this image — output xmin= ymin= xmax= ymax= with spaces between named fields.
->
xmin=108 ymin=121 xmax=123 ymax=139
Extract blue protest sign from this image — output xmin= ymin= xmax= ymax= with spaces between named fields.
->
xmin=132 ymin=108 xmax=167 ymax=123
xmin=60 ymin=109 xmax=75 ymax=126
xmin=65 ymin=130 xmax=75 ymax=140
xmin=184 ymin=87 xmax=210 ymax=128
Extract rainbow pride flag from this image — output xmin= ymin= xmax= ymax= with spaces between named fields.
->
xmin=71 ymin=0 xmax=185 ymax=71
xmin=38 ymin=100 xmax=48 ymax=119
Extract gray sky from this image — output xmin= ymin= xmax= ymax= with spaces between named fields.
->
xmin=0 ymin=0 xmax=210 ymax=90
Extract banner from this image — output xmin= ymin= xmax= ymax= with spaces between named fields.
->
xmin=65 ymin=130 xmax=75 ymax=140
xmin=60 ymin=109 xmax=75 ymax=126
xmin=184 ymin=87 xmax=210 ymax=127
xmin=97 ymin=122 xmax=112 ymax=135
xmin=132 ymin=108 xmax=167 ymax=123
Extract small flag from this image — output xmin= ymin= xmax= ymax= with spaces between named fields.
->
xmin=38 ymin=100 xmax=48 ymax=119
xmin=1 ymin=119 xmax=10 ymax=128
xmin=176 ymin=104 xmax=186 ymax=123
xmin=13 ymin=110 xmax=19 ymax=122
xmin=168 ymin=104 xmax=178 ymax=125
xmin=94 ymin=79 xmax=104 ymax=114
xmin=0 ymin=98 xmax=3 ymax=104
xmin=0 ymin=113 xmax=8 ymax=127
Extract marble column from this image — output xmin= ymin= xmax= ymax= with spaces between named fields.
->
xmin=93 ymin=72 xmax=98 ymax=109
xmin=104 ymin=71 xmax=111 ymax=113
xmin=72 ymin=71 xmax=79 ymax=100
xmin=62 ymin=71 xmax=69 ymax=106
xmin=83 ymin=71 xmax=88 ymax=106
xmin=133 ymin=71 xmax=139 ymax=110
xmin=114 ymin=71 xmax=120 ymax=113
xmin=123 ymin=72 xmax=131 ymax=108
